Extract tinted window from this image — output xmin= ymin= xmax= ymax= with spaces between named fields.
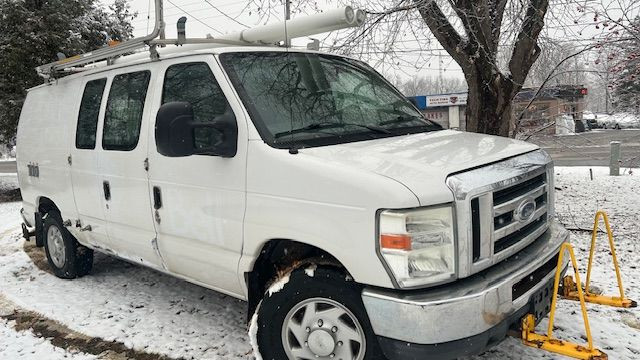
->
xmin=103 ymin=71 xmax=151 ymax=151
xmin=76 ymin=78 xmax=107 ymax=149
xmin=162 ymin=62 xmax=228 ymax=150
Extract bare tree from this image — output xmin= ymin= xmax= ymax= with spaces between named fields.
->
xmin=400 ymin=75 xmax=467 ymax=96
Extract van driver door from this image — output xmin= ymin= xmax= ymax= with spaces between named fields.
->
xmin=146 ymin=56 xmax=247 ymax=297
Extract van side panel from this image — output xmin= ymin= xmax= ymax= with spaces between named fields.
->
xmin=16 ymin=81 xmax=81 ymax=222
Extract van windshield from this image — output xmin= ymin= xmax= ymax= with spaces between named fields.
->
xmin=220 ymin=52 xmax=441 ymax=148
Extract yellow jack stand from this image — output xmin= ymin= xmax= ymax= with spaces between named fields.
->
xmin=562 ymin=211 xmax=637 ymax=308
xmin=520 ymin=243 xmax=608 ymax=360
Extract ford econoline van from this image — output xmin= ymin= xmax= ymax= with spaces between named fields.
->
xmin=17 ymin=7 xmax=568 ymax=360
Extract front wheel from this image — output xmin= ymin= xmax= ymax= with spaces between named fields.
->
xmin=254 ymin=267 xmax=385 ymax=360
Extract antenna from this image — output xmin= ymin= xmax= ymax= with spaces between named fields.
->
xmin=36 ymin=0 xmax=366 ymax=79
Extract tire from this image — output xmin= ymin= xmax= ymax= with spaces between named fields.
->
xmin=255 ymin=267 xmax=385 ymax=360
xmin=43 ymin=211 xmax=93 ymax=279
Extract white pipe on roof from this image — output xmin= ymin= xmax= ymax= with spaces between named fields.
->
xmin=221 ymin=6 xmax=366 ymax=44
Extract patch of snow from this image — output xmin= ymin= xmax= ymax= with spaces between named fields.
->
xmin=248 ymin=304 xmax=263 ymax=360
xmin=583 ymin=111 xmax=596 ymax=121
xmin=304 ymin=264 xmax=317 ymax=278
xmin=0 ymin=320 xmax=96 ymax=360
xmin=267 ymin=273 xmax=291 ymax=297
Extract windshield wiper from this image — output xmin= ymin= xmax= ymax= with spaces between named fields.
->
xmin=380 ymin=115 xmax=442 ymax=130
xmin=274 ymin=122 xmax=391 ymax=139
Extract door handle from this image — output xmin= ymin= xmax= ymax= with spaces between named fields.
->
xmin=103 ymin=181 xmax=111 ymax=201
xmin=153 ymin=186 xmax=162 ymax=210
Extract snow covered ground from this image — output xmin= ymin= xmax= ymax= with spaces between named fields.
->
xmin=0 ymin=168 xmax=639 ymax=359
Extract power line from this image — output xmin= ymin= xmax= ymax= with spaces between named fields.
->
xmin=203 ymin=0 xmax=249 ymax=28
xmin=165 ymin=0 xmax=223 ymax=35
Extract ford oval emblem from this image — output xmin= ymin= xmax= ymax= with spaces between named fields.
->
xmin=515 ymin=198 xmax=537 ymax=223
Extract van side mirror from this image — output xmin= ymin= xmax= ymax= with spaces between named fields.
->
xmin=155 ymin=102 xmax=238 ymax=158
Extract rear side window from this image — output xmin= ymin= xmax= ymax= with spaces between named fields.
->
xmin=76 ymin=78 xmax=107 ymax=149
xmin=103 ymin=71 xmax=151 ymax=151
xmin=162 ymin=62 xmax=228 ymax=151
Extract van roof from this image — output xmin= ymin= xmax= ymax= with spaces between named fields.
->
xmin=28 ymin=44 xmax=332 ymax=92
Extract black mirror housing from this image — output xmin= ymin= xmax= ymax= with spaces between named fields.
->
xmin=155 ymin=102 xmax=238 ymax=158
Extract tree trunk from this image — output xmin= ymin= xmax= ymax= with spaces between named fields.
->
xmin=464 ymin=65 xmax=515 ymax=137
xmin=416 ymin=0 xmax=548 ymax=137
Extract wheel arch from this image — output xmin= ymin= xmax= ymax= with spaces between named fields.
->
xmin=245 ymin=238 xmax=351 ymax=322
xmin=37 ymin=196 xmax=60 ymax=216
xmin=34 ymin=196 xmax=61 ymax=247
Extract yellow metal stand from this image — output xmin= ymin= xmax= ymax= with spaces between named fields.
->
xmin=520 ymin=243 xmax=608 ymax=359
xmin=562 ymin=211 xmax=637 ymax=308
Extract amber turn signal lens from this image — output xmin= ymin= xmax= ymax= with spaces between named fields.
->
xmin=380 ymin=234 xmax=412 ymax=251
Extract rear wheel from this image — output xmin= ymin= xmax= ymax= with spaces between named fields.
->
xmin=43 ymin=211 xmax=93 ymax=279
xmin=255 ymin=267 xmax=384 ymax=360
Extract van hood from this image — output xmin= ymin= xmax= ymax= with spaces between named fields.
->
xmin=301 ymin=130 xmax=540 ymax=206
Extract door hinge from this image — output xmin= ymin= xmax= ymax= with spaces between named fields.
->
xmin=67 ymin=155 xmax=72 ymax=165
xmin=143 ymin=158 xmax=149 ymax=171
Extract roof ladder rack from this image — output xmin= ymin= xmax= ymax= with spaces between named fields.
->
xmin=36 ymin=0 xmax=366 ymax=79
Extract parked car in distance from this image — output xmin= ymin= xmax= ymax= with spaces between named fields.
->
xmin=597 ymin=113 xmax=640 ymax=129
xmin=583 ymin=111 xmax=600 ymax=129
xmin=17 ymin=20 xmax=569 ymax=360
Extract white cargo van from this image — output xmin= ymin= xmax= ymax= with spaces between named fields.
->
xmin=17 ymin=5 xmax=568 ymax=360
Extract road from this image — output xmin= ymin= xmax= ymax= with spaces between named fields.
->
xmin=529 ymin=129 xmax=640 ymax=167
xmin=0 ymin=161 xmax=16 ymax=174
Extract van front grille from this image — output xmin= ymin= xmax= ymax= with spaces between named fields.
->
xmin=491 ymin=172 xmax=549 ymax=254
xmin=445 ymin=150 xmax=554 ymax=278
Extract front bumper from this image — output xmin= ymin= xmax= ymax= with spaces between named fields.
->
xmin=361 ymin=221 xmax=569 ymax=360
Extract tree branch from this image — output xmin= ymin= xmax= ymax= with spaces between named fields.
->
xmin=509 ymin=0 xmax=549 ymax=87
xmin=415 ymin=0 xmax=471 ymax=69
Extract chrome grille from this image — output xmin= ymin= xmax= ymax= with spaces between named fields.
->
xmin=446 ymin=150 xmax=554 ymax=278
xmin=492 ymin=172 xmax=549 ymax=254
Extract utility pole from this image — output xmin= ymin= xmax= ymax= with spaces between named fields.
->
xmin=285 ymin=0 xmax=291 ymax=20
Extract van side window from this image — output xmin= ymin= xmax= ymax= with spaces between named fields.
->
xmin=103 ymin=71 xmax=151 ymax=151
xmin=162 ymin=62 xmax=228 ymax=151
xmin=76 ymin=78 xmax=107 ymax=149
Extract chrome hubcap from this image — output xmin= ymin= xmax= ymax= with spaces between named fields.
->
xmin=282 ymin=298 xmax=366 ymax=360
xmin=46 ymin=226 xmax=66 ymax=268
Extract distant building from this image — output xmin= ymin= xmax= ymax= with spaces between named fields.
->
xmin=408 ymin=85 xmax=588 ymax=134
xmin=512 ymin=85 xmax=588 ymax=134
xmin=409 ymin=92 xmax=468 ymax=131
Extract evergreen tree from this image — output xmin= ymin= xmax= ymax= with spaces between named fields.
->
xmin=0 ymin=0 xmax=136 ymax=141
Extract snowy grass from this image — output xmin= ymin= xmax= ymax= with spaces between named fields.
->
xmin=0 ymin=168 xmax=639 ymax=359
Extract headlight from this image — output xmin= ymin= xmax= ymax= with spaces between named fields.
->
xmin=378 ymin=205 xmax=456 ymax=288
